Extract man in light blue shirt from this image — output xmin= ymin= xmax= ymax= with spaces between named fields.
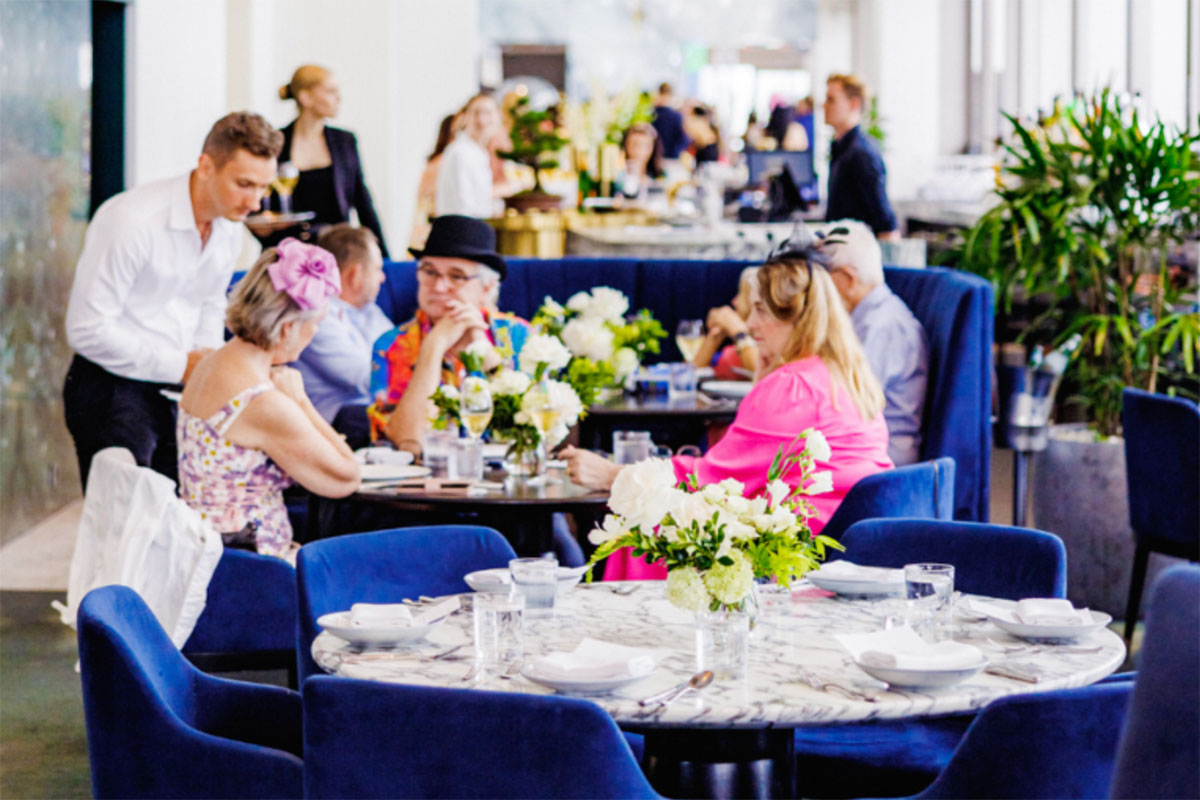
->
xmin=824 ymin=220 xmax=929 ymax=465
xmin=296 ymin=224 xmax=393 ymax=447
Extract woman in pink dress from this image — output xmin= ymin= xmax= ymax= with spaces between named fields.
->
xmin=561 ymin=245 xmax=892 ymax=579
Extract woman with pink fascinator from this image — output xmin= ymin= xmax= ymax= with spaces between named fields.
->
xmin=178 ymin=238 xmax=361 ymax=563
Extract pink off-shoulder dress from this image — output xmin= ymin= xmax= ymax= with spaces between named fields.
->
xmin=603 ymin=355 xmax=893 ymax=580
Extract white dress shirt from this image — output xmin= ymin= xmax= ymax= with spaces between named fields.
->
xmin=65 ymin=174 xmax=243 ymax=383
xmin=435 ymin=133 xmax=496 ymax=218
xmin=295 ymin=296 xmax=394 ymax=421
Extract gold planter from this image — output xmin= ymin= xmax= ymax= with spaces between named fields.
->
xmin=487 ymin=210 xmax=567 ymax=258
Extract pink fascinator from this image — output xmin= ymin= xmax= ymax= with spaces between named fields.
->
xmin=268 ymin=238 xmax=341 ymax=311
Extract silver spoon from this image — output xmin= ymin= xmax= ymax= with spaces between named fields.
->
xmin=653 ymin=670 xmax=716 ymax=709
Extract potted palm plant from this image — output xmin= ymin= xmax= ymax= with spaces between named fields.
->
xmin=952 ymin=89 xmax=1199 ymax=614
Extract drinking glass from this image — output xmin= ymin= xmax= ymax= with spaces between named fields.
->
xmin=675 ymin=319 xmax=705 ymax=363
xmin=271 ymin=161 xmax=300 ymax=215
xmin=448 ymin=437 xmax=484 ymax=481
xmin=613 ymin=430 xmax=652 ymax=465
xmin=422 ymin=428 xmax=454 ymax=478
xmin=525 ymin=380 xmax=561 ymax=442
xmin=668 ymin=362 xmax=698 ymax=399
xmin=509 ymin=556 xmax=558 ymax=617
xmin=904 ymin=563 xmax=955 ymax=638
xmin=472 ymin=591 xmax=524 ymax=666
xmin=459 ymin=377 xmax=493 ymax=440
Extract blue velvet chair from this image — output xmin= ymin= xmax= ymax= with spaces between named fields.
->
xmin=1120 ymin=388 xmax=1200 ymax=645
xmin=1110 ymin=564 xmax=1200 ymax=799
xmin=798 ymin=518 xmax=1068 ymax=798
xmin=871 ymin=682 xmax=1132 ymax=800
xmin=182 ymin=548 xmax=298 ymax=687
xmin=821 ymin=458 xmax=956 ymax=543
xmin=302 ymin=676 xmax=659 ymax=799
xmin=77 ymin=585 xmax=302 ymax=799
xmin=295 ymin=525 xmax=516 ymax=683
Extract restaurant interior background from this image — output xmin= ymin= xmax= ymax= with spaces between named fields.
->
xmin=2 ymin=0 xmax=1197 ymax=545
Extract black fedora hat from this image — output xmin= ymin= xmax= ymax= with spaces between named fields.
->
xmin=408 ymin=215 xmax=507 ymax=279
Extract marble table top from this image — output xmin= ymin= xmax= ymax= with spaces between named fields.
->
xmin=312 ymin=580 xmax=1125 ymax=730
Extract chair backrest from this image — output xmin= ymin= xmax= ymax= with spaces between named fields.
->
xmin=302 ymin=676 xmax=659 ymax=799
xmin=821 ymin=457 xmax=956 ymax=542
xmin=1121 ymin=388 xmax=1200 ymax=552
xmin=295 ymin=525 xmax=517 ymax=682
xmin=1110 ymin=564 xmax=1200 ymax=799
xmin=77 ymin=585 xmax=303 ymax=799
xmin=915 ymin=682 xmax=1132 ymax=800
xmin=182 ymin=548 xmax=297 ymax=658
xmin=835 ymin=518 xmax=1067 ymax=599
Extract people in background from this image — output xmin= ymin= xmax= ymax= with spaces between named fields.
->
xmin=617 ymin=122 xmax=664 ymax=199
xmin=178 ymin=240 xmax=360 ymax=562
xmin=823 ymin=73 xmax=899 ymax=240
xmin=793 ymin=95 xmax=816 ymax=152
xmin=368 ymin=215 xmax=530 ymax=453
xmin=692 ymin=266 xmax=760 ymax=380
xmin=562 ymin=244 xmax=892 ymax=579
xmin=63 ymin=112 xmax=282 ymax=489
xmin=294 ymin=224 xmax=392 ymax=449
xmin=822 ymin=220 xmax=928 ymax=465
xmin=685 ymin=104 xmax=721 ymax=164
xmin=410 ymin=113 xmax=459 ymax=249
xmin=253 ymin=65 xmax=390 ymax=257
xmin=651 ymin=82 xmax=688 ymax=160
xmin=436 ymin=93 xmax=503 ymax=218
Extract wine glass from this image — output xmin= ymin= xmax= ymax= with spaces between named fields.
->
xmin=459 ymin=377 xmax=494 ymax=441
xmin=271 ymin=162 xmax=300 ymax=215
xmin=675 ymin=319 xmax=704 ymax=363
xmin=526 ymin=381 xmax=561 ymax=442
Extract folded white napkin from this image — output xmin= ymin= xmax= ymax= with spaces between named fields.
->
xmin=349 ymin=603 xmax=413 ymax=628
xmin=531 ymin=638 xmax=656 ymax=682
xmin=836 ymin=626 xmax=984 ymax=671
xmin=355 ymin=447 xmax=415 ymax=466
xmin=1014 ymin=598 xmax=1092 ymax=626
xmin=814 ymin=560 xmax=905 ymax=584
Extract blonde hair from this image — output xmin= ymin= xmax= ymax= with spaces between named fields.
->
xmin=757 ymin=256 xmax=884 ymax=421
xmin=827 ymin=73 xmax=870 ymax=109
xmin=226 ymin=247 xmax=324 ymax=350
xmin=734 ymin=266 xmax=759 ymax=319
xmin=279 ymin=65 xmax=330 ymax=102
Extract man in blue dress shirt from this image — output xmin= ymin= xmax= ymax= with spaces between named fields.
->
xmin=296 ymin=224 xmax=392 ymax=448
xmin=824 ymin=220 xmax=927 ymax=465
xmin=823 ymin=74 xmax=900 ymax=240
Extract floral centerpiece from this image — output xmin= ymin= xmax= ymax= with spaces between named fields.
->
xmin=585 ymin=429 xmax=841 ymax=613
xmin=531 ymin=287 xmax=666 ymax=405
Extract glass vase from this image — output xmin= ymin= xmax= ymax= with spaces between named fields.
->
xmin=693 ymin=607 xmax=750 ymax=680
xmin=503 ymin=438 xmax=546 ymax=478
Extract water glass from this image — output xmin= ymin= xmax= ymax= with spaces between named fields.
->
xmin=904 ymin=563 xmax=955 ymax=638
xmin=613 ymin=430 xmax=652 ymax=465
xmin=668 ymin=363 xmax=698 ymax=399
xmin=422 ymin=428 xmax=454 ymax=478
xmin=472 ymin=591 xmax=524 ymax=666
xmin=694 ymin=609 xmax=750 ymax=680
xmin=448 ymin=437 xmax=484 ymax=481
xmin=509 ymin=557 xmax=558 ymax=617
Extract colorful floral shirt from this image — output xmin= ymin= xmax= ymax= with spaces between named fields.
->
xmin=367 ymin=307 xmax=531 ymax=439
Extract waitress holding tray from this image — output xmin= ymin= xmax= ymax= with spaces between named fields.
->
xmin=248 ymin=64 xmax=390 ymax=257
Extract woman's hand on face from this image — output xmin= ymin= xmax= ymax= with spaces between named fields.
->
xmin=708 ymin=305 xmax=747 ymax=337
xmin=559 ymin=445 xmax=623 ymax=491
xmin=270 ymin=366 xmax=310 ymax=406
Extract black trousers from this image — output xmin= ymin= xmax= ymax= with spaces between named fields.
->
xmin=331 ymin=403 xmax=371 ymax=451
xmin=63 ymin=354 xmax=180 ymax=490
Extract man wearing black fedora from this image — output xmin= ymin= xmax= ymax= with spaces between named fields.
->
xmin=367 ymin=214 xmax=531 ymax=451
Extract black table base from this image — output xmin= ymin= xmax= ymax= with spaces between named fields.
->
xmin=640 ymin=728 xmax=795 ymax=800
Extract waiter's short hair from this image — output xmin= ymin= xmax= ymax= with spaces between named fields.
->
xmin=202 ymin=112 xmax=284 ymax=167
xmin=827 ymin=74 xmax=870 ymax=109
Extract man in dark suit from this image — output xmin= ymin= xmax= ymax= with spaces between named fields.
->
xmin=652 ymin=82 xmax=688 ymax=160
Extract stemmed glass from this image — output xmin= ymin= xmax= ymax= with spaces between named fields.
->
xmin=675 ymin=319 xmax=704 ymax=363
xmin=271 ymin=161 xmax=300 ymax=215
xmin=459 ymin=378 xmax=494 ymax=441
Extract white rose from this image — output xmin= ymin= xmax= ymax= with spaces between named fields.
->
xmin=561 ymin=317 xmax=615 ymax=361
xmin=438 ymin=384 xmax=460 ymax=401
xmin=609 ymin=458 xmax=680 ymax=530
xmin=723 ymin=494 xmax=751 ymax=515
xmin=584 ymin=286 xmax=630 ymax=321
xmin=804 ymin=429 xmax=832 ymax=462
xmin=464 ymin=339 xmax=495 ymax=362
xmin=518 ymin=334 xmax=572 ymax=375
xmin=671 ymin=491 xmax=717 ymax=531
xmin=543 ymin=379 xmax=583 ymax=426
xmin=612 ymin=347 xmax=639 ymax=379
xmin=804 ymin=471 xmax=834 ymax=495
xmin=588 ymin=514 xmax=628 ymax=545
xmin=541 ymin=296 xmax=566 ymax=318
xmin=566 ymin=291 xmax=591 ymax=313
xmin=489 ymin=369 xmax=531 ymax=398
xmin=746 ymin=496 xmax=769 ymax=517
xmin=700 ymin=484 xmax=726 ymax=504
xmin=717 ymin=477 xmax=745 ymax=497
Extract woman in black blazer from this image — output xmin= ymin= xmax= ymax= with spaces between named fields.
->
xmin=252 ymin=65 xmax=389 ymax=257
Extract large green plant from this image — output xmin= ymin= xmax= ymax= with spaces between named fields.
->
xmin=497 ymin=95 xmax=570 ymax=195
xmin=951 ymin=90 xmax=1200 ymax=436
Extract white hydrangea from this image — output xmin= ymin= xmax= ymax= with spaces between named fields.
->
xmin=489 ymin=369 xmax=532 ymax=398
xmin=566 ymin=291 xmax=592 ymax=313
xmin=588 ymin=514 xmax=628 ymax=545
xmin=804 ymin=471 xmax=834 ymax=495
xmin=702 ymin=550 xmax=754 ymax=606
xmin=609 ymin=457 xmax=680 ymax=531
xmin=561 ymin=317 xmax=615 ymax=361
xmin=803 ymin=429 xmax=832 ymax=462
xmin=665 ymin=566 xmax=712 ymax=612
xmin=585 ymin=286 xmax=630 ymax=321
xmin=518 ymin=334 xmax=571 ymax=375
xmin=612 ymin=347 xmax=640 ymax=379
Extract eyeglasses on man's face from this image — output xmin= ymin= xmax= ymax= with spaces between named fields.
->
xmin=416 ymin=263 xmax=481 ymax=289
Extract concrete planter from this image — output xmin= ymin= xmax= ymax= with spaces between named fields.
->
xmin=1031 ymin=423 xmax=1181 ymax=619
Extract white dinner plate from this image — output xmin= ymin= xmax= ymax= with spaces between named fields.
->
xmin=853 ymin=658 xmax=987 ymax=689
xmin=317 ymin=611 xmax=445 ymax=647
xmin=807 ymin=573 xmax=905 ymax=599
xmin=482 ymin=443 xmax=509 ymax=460
xmin=359 ymin=463 xmax=432 ymax=482
xmin=354 ymin=448 xmax=414 ymax=466
xmin=985 ymin=609 xmax=1113 ymax=642
xmin=520 ymin=663 xmax=655 ymax=695
xmin=700 ymin=380 xmax=753 ymax=399
xmin=695 ymin=366 xmax=715 ymax=380
xmin=464 ymin=566 xmax=588 ymax=593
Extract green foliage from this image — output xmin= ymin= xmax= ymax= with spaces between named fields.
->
xmin=948 ymin=90 xmax=1200 ymax=436
xmin=429 ymin=386 xmax=461 ymax=431
xmin=612 ymin=309 xmax=667 ymax=359
xmin=497 ymin=95 xmax=570 ymax=193
xmin=564 ymin=357 xmax=614 ymax=408
xmin=605 ymin=91 xmax=656 ymax=144
xmin=865 ymin=96 xmax=886 ymax=147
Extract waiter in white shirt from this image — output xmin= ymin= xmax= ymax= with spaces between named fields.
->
xmin=63 ymin=112 xmax=282 ymax=487
xmin=435 ymin=92 xmax=502 ymax=218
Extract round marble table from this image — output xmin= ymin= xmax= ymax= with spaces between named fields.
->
xmin=313 ymin=580 xmax=1124 ymax=797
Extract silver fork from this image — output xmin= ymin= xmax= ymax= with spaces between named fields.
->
xmin=797 ymin=666 xmax=879 ymax=702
